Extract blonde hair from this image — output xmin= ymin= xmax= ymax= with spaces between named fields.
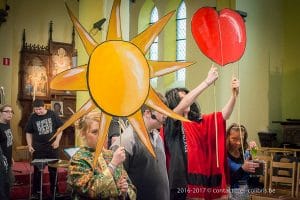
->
xmin=75 ymin=111 xmax=101 ymax=134
xmin=0 ymin=104 xmax=12 ymax=112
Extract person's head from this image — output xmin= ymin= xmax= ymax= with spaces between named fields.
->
xmin=165 ymin=87 xmax=201 ymax=121
xmin=76 ymin=111 xmax=102 ymax=149
xmin=32 ymin=99 xmax=47 ymax=115
xmin=226 ymin=123 xmax=248 ymax=153
xmin=141 ymin=92 xmax=167 ymax=131
xmin=0 ymin=104 xmax=13 ymax=123
xmin=54 ymin=102 xmax=61 ymax=112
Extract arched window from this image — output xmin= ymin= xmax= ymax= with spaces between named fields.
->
xmin=149 ymin=6 xmax=158 ymax=87
xmin=176 ymin=1 xmax=186 ymax=82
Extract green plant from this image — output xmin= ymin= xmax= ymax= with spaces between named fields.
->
xmin=249 ymin=141 xmax=258 ymax=159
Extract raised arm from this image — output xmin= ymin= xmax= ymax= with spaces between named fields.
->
xmin=221 ymin=76 xmax=240 ymax=120
xmin=173 ymin=65 xmax=218 ymax=115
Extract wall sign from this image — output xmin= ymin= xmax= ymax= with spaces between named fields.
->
xmin=2 ymin=57 xmax=10 ymax=66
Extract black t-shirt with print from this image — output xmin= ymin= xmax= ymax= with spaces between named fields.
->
xmin=0 ymin=123 xmax=13 ymax=167
xmin=25 ymin=110 xmax=63 ymax=152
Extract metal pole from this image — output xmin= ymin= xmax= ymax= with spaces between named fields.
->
xmin=52 ymin=169 xmax=58 ymax=200
xmin=29 ymin=164 xmax=32 ymax=199
xmin=40 ymin=166 xmax=43 ymax=200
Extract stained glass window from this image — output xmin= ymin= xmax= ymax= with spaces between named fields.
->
xmin=176 ymin=1 xmax=186 ymax=82
xmin=149 ymin=6 xmax=159 ymax=87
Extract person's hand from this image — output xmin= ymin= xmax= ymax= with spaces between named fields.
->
xmin=231 ymin=76 xmax=240 ymax=96
xmin=111 ymin=146 xmax=126 ymax=166
xmin=205 ymin=65 xmax=219 ymax=86
xmin=111 ymin=136 xmax=119 ymax=146
xmin=242 ymin=160 xmax=259 ymax=173
xmin=51 ymin=139 xmax=60 ymax=149
xmin=117 ymin=176 xmax=128 ymax=194
xmin=28 ymin=145 xmax=35 ymax=154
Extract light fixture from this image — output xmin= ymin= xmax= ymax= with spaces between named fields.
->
xmin=89 ymin=18 xmax=106 ymax=36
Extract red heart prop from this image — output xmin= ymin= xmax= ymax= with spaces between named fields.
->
xmin=191 ymin=7 xmax=246 ymax=66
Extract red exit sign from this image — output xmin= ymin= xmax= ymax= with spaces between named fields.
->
xmin=3 ymin=58 xmax=10 ymax=66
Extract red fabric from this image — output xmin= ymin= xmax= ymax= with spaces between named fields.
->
xmin=184 ymin=112 xmax=229 ymax=199
xmin=10 ymin=162 xmax=68 ymax=199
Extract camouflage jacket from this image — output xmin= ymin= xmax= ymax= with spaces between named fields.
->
xmin=68 ymin=147 xmax=136 ymax=200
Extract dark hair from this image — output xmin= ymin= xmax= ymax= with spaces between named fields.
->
xmin=164 ymin=88 xmax=201 ymax=150
xmin=165 ymin=87 xmax=201 ymax=121
xmin=32 ymin=99 xmax=44 ymax=108
xmin=226 ymin=123 xmax=249 ymax=152
xmin=54 ymin=102 xmax=61 ymax=108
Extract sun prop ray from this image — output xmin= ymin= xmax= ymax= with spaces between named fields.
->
xmin=50 ymin=65 xmax=88 ymax=90
xmin=49 ymin=99 xmax=97 ymax=141
xmin=107 ymin=0 xmax=122 ymax=40
xmin=51 ymin=0 xmax=193 ymax=167
xmin=65 ymin=6 xmax=97 ymax=55
xmin=131 ymin=11 xmax=175 ymax=54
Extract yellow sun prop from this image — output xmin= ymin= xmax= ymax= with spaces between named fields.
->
xmin=50 ymin=0 xmax=193 ymax=166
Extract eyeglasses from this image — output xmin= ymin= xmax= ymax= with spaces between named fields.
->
xmin=232 ymin=125 xmax=245 ymax=130
xmin=230 ymin=137 xmax=244 ymax=143
xmin=1 ymin=110 xmax=14 ymax=114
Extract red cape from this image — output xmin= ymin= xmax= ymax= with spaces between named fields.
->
xmin=184 ymin=112 xmax=228 ymax=199
xmin=161 ymin=112 xmax=229 ymax=199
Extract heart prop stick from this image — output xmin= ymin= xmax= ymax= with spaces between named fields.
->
xmin=191 ymin=7 xmax=246 ymax=66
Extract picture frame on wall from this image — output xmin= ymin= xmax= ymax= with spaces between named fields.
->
xmin=51 ymin=100 xmax=64 ymax=116
xmin=51 ymin=47 xmax=72 ymax=77
xmin=49 ymin=41 xmax=75 ymax=95
xmin=19 ymin=54 xmax=50 ymax=100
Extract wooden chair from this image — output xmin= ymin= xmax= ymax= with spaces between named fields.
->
xmin=15 ymin=145 xmax=30 ymax=161
xmin=269 ymin=155 xmax=297 ymax=197
xmin=256 ymin=155 xmax=272 ymax=189
xmin=296 ymin=163 xmax=300 ymax=198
